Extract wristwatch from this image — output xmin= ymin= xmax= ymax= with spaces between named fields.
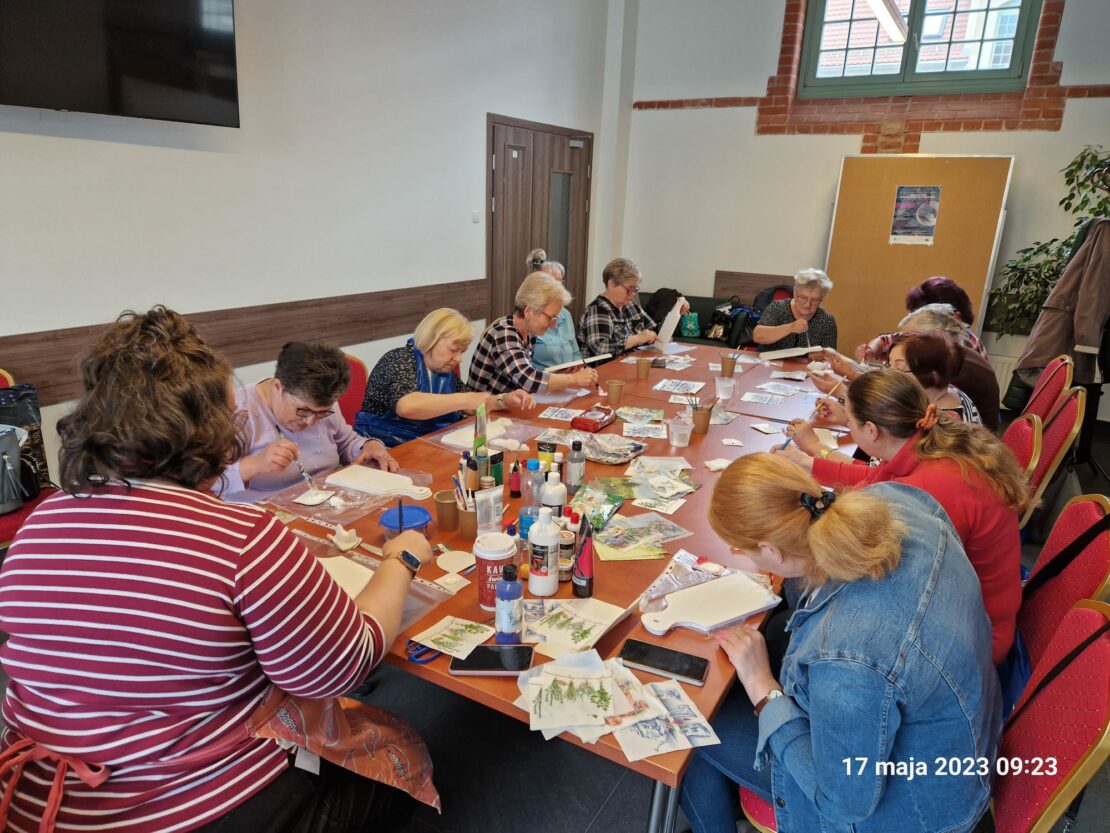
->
xmin=386 ymin=549 xmax=422 ymax=575
xmin=754 ymin=688 xmax=784 ymax=717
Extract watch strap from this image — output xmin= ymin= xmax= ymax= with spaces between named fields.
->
xmin=754 ymin=688 xmax=784 ymax=717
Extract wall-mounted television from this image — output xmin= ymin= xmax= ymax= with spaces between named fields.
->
xmin=0 ymin=0 xmax=239 ymax=128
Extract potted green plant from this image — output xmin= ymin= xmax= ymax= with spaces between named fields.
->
xmin=988 ymin=144 xmax=1110 ymax=337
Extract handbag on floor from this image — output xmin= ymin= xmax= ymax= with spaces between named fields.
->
xmin=0 ymin=426 xmax=25 ymax=515
xmin=0 ymin=384 xmax=50 ymax=489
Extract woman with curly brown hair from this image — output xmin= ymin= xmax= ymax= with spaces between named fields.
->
xmin=679 ymin=454 xmax=1000 ymax=833
xmin=779 ymin=368 xmax=1030 ymax=665
xmin=0 ymin=308 xmax=437 ymax=833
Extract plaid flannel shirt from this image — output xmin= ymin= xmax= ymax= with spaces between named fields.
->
xmin=466 ymin=315 xmax=549 ymax=394
xmin=577 ymin=295 xmax=656 ymax=358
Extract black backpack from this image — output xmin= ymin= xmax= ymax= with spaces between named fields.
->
xmin=643 ymin=287 xmax=683 ymax=324
xmin=753 ymin=284 xmax=793 ymax=314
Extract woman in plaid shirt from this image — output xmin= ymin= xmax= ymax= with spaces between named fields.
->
xmin=467 ymin=272 xmax=597 ymax=394
xmin=578 ymin=257 xmax=688 ymax=358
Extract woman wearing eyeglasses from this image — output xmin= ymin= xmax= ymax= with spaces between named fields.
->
xmin=578 ymin=256 xmax=688 ymax=358
xmin=220 ymin=341 xmax=397 ymax=504
xmin=752 ymin=268 xmax=838 ymax=352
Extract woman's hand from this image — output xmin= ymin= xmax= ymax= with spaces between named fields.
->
xmin=714 ymin=624 xmax=779 ymax=707
xmin=809 ymin=372 xmax=843 ymax=394
xmin=822 ymin=349 xmax=859 ymax=379
xmin=772 ymin=441 xmax=815 ymax=472
xmin=785 ymin=419 xmax=822 ymax=456
xmin=356 ymin=438 xmax=399 ymax=472
xmin=679 ymin=298 xmax=691 ymax=315
xmin=501 ymin=389 xmax=535 ymax=411
xmin=634 ymin=329 xmax=658 ymax=348
xmin=814 ymin=396 xmax=848 ymax=426
xmin=383 ymin=530 xmax=434 ymax=568
xmin=571 ymin=367 xmax=598 ymax=388
xmin=241 ymin=439 xmax=299 ymax=484
xmin=789 ymin=318 xmax=809 ymax=335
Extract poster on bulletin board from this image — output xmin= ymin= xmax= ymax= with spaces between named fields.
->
xmin=889 ymin=185 xmax=942 ymax=245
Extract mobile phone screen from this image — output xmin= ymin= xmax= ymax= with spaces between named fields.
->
xmin=618 ymin=639 xmax=710 ymax=684
xmin=448 ymin=645 xmax=534 ymax=674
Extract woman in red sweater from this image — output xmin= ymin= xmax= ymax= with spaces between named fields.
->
xmin=779 ymin=369 xmax=1031 ymax=665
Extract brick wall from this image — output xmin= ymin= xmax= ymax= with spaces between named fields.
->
xmin=632 ymin=0 xmax=1109 ymax=154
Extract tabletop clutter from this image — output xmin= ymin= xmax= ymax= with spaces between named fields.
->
xmin=270 ymin=346 xmax=833 ymax=763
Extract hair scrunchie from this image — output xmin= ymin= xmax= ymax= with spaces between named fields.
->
xmin=916 ymin=402 xmax=939 ymax=431
xmin=800 ymin=490 xmax=836 ymax=520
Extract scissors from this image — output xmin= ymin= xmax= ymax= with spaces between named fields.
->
xmin=405 ymin=640 xmax=441 ymax=664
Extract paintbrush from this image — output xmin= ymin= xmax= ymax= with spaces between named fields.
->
xmin=275 ymin=423 xmax=320 ymax=491
xmin=806 ymin=379 xmax=844 ymax=423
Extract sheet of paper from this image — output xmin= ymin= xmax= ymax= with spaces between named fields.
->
xmin=595 ymin=541 xmax=670 ymax=562
xmin=532 ymin=389 xmax=591 ymax=405
xmin=710 ymin=410 xmax=740 ymax=425
xmin=750 ymin=423 xmax=782 ymax=434
xmin=623 ymin=423 xmax=667 ymax=439
xmin=741 ymin=391 xmax=785 ymax=407
xmin=757 ymin=382 xmax=805 ymax=397
xmin=529 ymin=598 xmax=633 ymax=656
xmin=653 ymin=299 xmax=685 ymax=350
xmin=538 ymin=407 xmax=584 ymax=421
xmin=625 ymin=457 xmax=693 ymax=475
xmin=632 ymin=497 xmax=686 ymax=515
xmin=528 ymin=672 xmax=616 ymax=730
xmin=646 ymin=473 xmax=696 ymax=499
xmin=704 ymin=458 xmax=732 ymax=472
xmin=574 ymin=661 xmax=668 ymax=743
xmin=707 ymin=363 xmax=721 ymax=372
xmin=411 ymin=616 xmax=494 ymax=660
xmin=648 ymin=681 xmax=721 ymax=748
xmin=596 ymin=512 xmax=692 ymax=552
xmin=440 ymin=418 xmax=513 ymax=450
xmin=653 ymin=379 xmax=706 ymax=394
xmin=616 ymin=407 xmax=664 ymax=424
xmin=614 ymin=709 xmax=692 ymax=762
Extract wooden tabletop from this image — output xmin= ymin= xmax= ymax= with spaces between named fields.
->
xmin=290 ymin=344 xmax=836 ymax=788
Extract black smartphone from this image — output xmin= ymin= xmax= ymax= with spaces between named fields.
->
xmin=618 ymin=638 xmax=710 ymax=687
xmin=651 ymin=357 xmax=667 ymax=368
xmin=448 ymin=645 xmax=534 ymax=676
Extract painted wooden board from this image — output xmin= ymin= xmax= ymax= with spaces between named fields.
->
xmin=318 ymin=555 xmax=374 ymax=599
xmin=440 ymin=418 xmax=513 ymax=450
xmin=324 ymin=466 xmax=432 ymax=500
xmin=641 ymin=572 xmax=781 ymax=636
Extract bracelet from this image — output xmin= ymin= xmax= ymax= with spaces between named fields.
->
xmin=817 ymin=446 xmax=834 ymax=459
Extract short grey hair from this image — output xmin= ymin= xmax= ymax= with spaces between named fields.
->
xmin=515 ymin=271 xmax=571 ymax=313
xmin=794 ymin=268 xmax=833 ymax=295
xmin=540 ymin=260 xmax=565 ymax=280
xmin=899 ymin=303 xmax=968 ymax=340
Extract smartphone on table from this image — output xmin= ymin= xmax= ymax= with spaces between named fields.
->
xmin=448 ymin=645 xmax=534 ymax=676
xmin=618 ymin=638 xmax=710 ymax=687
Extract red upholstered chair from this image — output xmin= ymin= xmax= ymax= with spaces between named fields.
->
xmin=1001 ymin=413 xmax=1042 ymax=480
xmin=337 ymin=353 xmax=369 ymax=427
xmin=0 ymin=368 xmax=13 ymax=387
xmin=991 ymin=600 xmax=1110 ymax=833
xmin=1021 ymin=355 xmax=1073 ymax=424
xmin=1019 ymin=494 xmax=1110 ymax=669
xmin=771 ymin=287 xmax=792 ymax=303
xmin=739 ymin=787 xmax=777 ymax=833
xmin=1021 ymin=386 xmax=1085 ymax=529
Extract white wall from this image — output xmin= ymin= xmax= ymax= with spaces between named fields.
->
xmin=0 ymin=0 xmax=609 ymax=337
xmin=1 ymin=0 xmax=611 ymax=476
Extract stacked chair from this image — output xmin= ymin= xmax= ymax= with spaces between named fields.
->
xmin=337 ymin=352 xmax=369 ymax=426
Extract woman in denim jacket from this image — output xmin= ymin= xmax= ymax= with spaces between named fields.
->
xmin=680 ymin=454 xmax=1002 ymax=833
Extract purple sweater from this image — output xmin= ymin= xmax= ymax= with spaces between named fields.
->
xmin=219 ymin=381 xmax=367 ymax=503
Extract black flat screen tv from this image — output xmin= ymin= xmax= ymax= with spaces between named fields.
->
xmin=0 ymin=0 xmax=239 ymax=128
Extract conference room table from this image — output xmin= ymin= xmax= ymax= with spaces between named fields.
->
xmin=282 ymin=344 xmax=845 ymax=833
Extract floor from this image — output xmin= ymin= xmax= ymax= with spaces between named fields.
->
xmin=0 ymin=424 xmax=1106 ymax=833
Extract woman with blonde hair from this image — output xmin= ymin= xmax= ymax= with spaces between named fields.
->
xmin=469 ymin=272 xmax=597 ymax=393
xmin=679 ymin=453 xmax=1000 ymax=833
xmin=355 ymin=307 xmax=534 ymax=446
xmin=779 ymin=368 xmax=1029 ymax=665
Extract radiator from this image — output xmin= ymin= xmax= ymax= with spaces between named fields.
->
xmin=989 ymin=353 xmax=1018 ymax=399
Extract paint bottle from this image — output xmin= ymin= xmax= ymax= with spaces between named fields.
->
xmin=509 ymin=460 xmax=522 ymax=499
xmin=566 ymin=440 xmax=586 ymax=495
xmin=495 ymin=564 xmax=523 ymax=644
xmin=552 ymin=451 xmax=564 ymax=478
xmin=572 ymin=520 xmax=594 ymax=598
xmin=528 ymin=460 xmax=546 ymax=508
xmin=527 ymin=508 xmax=559 ymax=597
xmin=541 ymin=472 xmax=567 ymax=519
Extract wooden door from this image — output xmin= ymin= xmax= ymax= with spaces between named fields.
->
xmin=488 ymin=115 xmax=593 ymax=323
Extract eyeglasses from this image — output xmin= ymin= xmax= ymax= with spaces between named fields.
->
xmin=284 ymin=391 xmax=334 ymax=422
xmin=622 ymin=284 xmax=640 ymax=295
xmin=794 ymin=293 xmax=822 ymax=307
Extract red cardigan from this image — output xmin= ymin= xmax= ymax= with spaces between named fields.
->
xmin=812 ymin=439 xmax=1020 ymax=664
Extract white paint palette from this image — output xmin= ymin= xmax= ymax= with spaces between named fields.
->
xmin=293 ymin=488 xmax=336 ymax=506
xmin=436 ymin=550 xmax=476 ymax=574
xmin=324 ymin=466 xmax=432 ymax=500
xmin=641 ymin=572 xmax=781 ymax=636
xmin=440 ymin=418 xmax=513 ymax=450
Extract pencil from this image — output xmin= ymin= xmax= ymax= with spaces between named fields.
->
xmin=778 ymin=436 xmax=794 ymax=451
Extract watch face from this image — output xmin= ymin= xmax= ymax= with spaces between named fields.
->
xmin=399 ymin=550 xmax=421 ymax=572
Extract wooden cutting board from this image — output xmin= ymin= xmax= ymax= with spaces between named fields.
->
xmin=324 ymin=466 xmax=432 ymax=500
xmin=641 ymin=572 xmax=780 ymax=636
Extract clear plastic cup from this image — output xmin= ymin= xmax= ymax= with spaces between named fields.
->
xmin=668 ymin=418 xmax=694 ymax=448
xmin=715 ymin=376 xmax=736 ymax=402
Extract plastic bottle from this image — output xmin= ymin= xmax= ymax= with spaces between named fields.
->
xmin=508 ymin=460 xmax=522 ymax=499
xmin=566 ymin=440 xmax=586 ymax=495
xmin=527 ymin=460 xmax=546 ymax=508
xmin=541 ymin=472 xmax=567 ymax=519
xmin=522 ymin=459 xmax=541 ymax=507
xmin=495 ymin=564 xmax=524 ymax=643
xmin=527 ymin=508 xmax=559 ymax=597
xmin=505 ymin=522 xmax=524 ymax=566
xmin=552 ymin=452 xmax=564 ymax=479
xmin=572 ymin=522 xmax=594 ymax=598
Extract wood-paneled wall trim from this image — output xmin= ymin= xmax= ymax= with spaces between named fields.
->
xmin=713 ymin=271 xmax=793 ymax=306
xmin=0 ymin=279 xmax=488 ymax=407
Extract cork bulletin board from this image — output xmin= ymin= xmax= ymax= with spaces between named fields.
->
xmin=823 ymin=155 xmax=1013 ymax=355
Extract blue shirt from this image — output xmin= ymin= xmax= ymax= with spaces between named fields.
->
xmin=756 ymin=482 xmax=1002 ymax=833
xmin=533 ymin=308 xmax=581 ymax=370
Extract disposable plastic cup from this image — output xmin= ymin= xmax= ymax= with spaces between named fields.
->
xmin=715 ymin=376 xmax=736 ymax=402
xmin=668 ymin=418 xmax=693 ymax=448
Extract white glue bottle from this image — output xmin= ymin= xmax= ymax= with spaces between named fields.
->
xmin=541 ymin=471 xmax=567 ymax=520
xmin=528 ymin=508 xmax=559 ymax=597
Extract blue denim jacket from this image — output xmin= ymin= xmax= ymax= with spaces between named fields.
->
xmin=533 ymin=308 xmax=582 ymax=370
xmin=756 ymin=482 xmax=1002 ymax=833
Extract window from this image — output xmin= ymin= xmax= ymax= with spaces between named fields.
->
xmin=799 ymin=0 xmax=1043 ymax=99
